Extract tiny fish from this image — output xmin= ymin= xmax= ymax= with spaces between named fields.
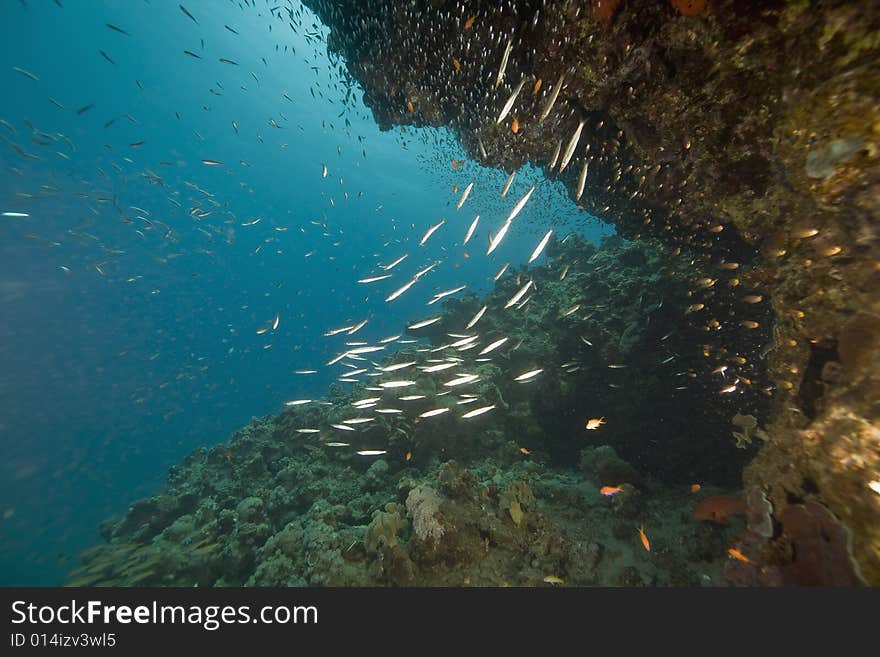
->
xmin=466 ymin=305 xmax=487 ymax=330
xmin=381 ymin=254 xmax=408 ymax=270
xmin=456 ymin=181 xmax=474 ymax=210
xmin=496 ymin=78 xmax=525 ymax=125
xmin=419 ymin=219 xmax=445 ymax=246
xmin=357 ymin=274 xmax=392 ymax=284
xmin=179 ymin=4 xmax=198 ymax=24
xmin=495 ymin=36 xmax=512 ymax=88
xmin=463 ymin=214 xmax=480 ymax=245
xmin=501 ymin=170 xmax=516 ymax=197
xmin=379 ymin=361 xmax=415 ymax=372
xmin=505 ymin=280 xmax=533 ymax=308
xmin=12 ymin=66 xmax=39 ymax=81
xmin=105 ymin=23 xmax=130 ymax=36
xmin=727 ymin=548 xmax=750 ymax=563
xmin=576 ymin=160 xmax=588 ymax=201
xmin=528 ymin=229 xmax=553 ymax=263
xmin=638 ymin=526 xmax=650 ymax=552
xmin=419 ymin=407 xmax=450 ymax=418
xmin=420 ymin=362 xmax=458 ymax=373
xmin=408 ymin=316 xmax=442 ymax=330
xmin=514 ymin=368 xmax=543 ymax=382
xmin=461 ymin=404 xmax=495 ymax=419
xmin=559 ymin=120 xmax=585 ymax=173
xmin=539 ymin=74 xmax=564 ymax=123
xmin=479 ymin=337 xmax=508 ymax=355
xmin=379 ymin=380 xmax=416 ymax=388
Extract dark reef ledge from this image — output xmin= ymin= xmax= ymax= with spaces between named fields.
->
xmin=298 ymin=0 xmax=880 ymax=583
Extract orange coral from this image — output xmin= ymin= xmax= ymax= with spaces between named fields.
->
xmin=670 ymin=0 xmax=709 ymax=17
xmin=692 ymin=495 xmax=746 ymax=524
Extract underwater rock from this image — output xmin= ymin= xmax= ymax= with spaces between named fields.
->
xmin=777 ymin=502 xmax=866 ymax=587
xmin=579 ymin=445 xmax=641 ymax=487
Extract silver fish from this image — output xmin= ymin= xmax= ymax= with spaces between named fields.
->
xmin=496 ymin=79 xmax=525 ymax=125
xmin=505 ymin=280 xmax=533 ymax=308
xmin=495 ymin=37 xmax=513 ymax=88
xmin=501 ymin=170 xmax=516 ymax=197
xmin=576 ymin=160 xmax=589 ymax=201
xmin=559 ymin=120 xmax=585 ymax=173
xmin=528 ymin=229 xmax=553 ymax=263
xmin=457 ymin=182 xmax=474 ymax=210
xmin=539 ymin=74 xmax=564 ymax=123
xmin=463 ymin=215 xmax=479 ymax=245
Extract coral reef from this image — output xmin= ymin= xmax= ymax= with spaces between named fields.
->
xmin=69 ymin=238 xmax=760 ymax=587
xmin=299 ymin=0 xmax=880 ymax=584
xmin=68 ymin=0 xmax=880 ymax=584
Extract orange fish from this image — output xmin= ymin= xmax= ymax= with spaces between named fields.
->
xmin=690 ymin=483 xmax=702 ymax=493
xmin=727 ymin=548 xmax=750 ymax=563
xmin=519 ymin=447 xmax=530 ymax=455
xmin=462 ymin=252 xmax=470 ymax=259
xmin=511 ymin=117 xmax=519 ymax=134
xmin=452 ymin=184 xmax=459 ymax=193
xmin=405 ymin=451 xmax=412 ymax=461
xmin=585 ymin=417 xmax=605 ymax=430
xmin=406 ymin=100 xmax=414 ymax=113
xmin=637 ymin=526 xmax=650 ymax=552
xmin=452 ymin=58 xmax=461 ymax=71
xmin=692 ymin=495 xmax=745 ymax=524
xmin=600 ymin=485 xmax=623 ymax=496
xmin=533 ymin=79 xmax=542 ymax=95
xmin=451 ymin=159 xmax=460 ymax=169
xmin=464 ymin=15 xmax=476 ymax=30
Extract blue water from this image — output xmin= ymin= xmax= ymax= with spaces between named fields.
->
xmin=0 ymin=0 xmax=612 ymax=585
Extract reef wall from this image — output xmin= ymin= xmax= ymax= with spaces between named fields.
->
xmin=302 ymin=0 xmax=880 ymax=583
